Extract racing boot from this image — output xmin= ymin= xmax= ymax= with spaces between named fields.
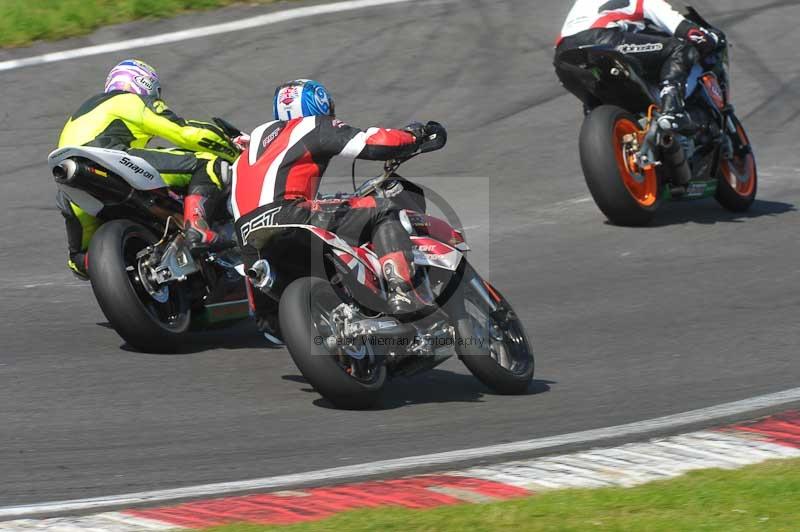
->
xmin=380 ymin=251 xmax=433 ymax=315
xmin=68 ymin=251 xmax=89 ymax=281
xmin=183 ymin=193 xmax=220 ymax=251
xmin=657 ymin=82 xmax=697 ymax=135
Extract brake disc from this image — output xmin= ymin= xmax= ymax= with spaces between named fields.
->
xmin=137 ymin=258 xmax=169 ymax=303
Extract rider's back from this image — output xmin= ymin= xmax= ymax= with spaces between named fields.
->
xmin=233 ymin=114 xmax=415 ymax=219
xmin=559 ymin=0 xmax=685 ymax=42
xmin=58 ymin=91 xmax=156 ymax=150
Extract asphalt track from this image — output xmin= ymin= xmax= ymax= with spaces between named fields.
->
xmin=1 ymin=0 xmax=799 ymax=507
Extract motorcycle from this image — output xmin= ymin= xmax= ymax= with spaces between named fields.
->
xmin=48 ymin=119 xmax=250 ymax=353
xmin=555 ymin=7 xmax=757 ymax=226
xmin=241 ymin=145 xmax=535 ymax=410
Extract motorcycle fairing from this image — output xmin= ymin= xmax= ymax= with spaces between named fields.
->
xmin=245 ymin=225 xmax=383 ymax=289
xmin=246 ymin=223 xmax=464 ymax=271
xmin=245 ymin=223 xmax=465 ymax=297
xmin=555 ymin=45 xmax=656 ymax=113
xmin=411 ymin=237 xmax=463 ymax=271
xmin=305 ymin=226 xmax=464 ymax=273
xmin=334 ymin=250 xmax=380 ymax=293
xmin=698 ymin=72 xmax=726 ymax=111
xmin=557 ymin=47 xmax=710 ymax=115
xmin=48 ymin=146 xmax=169 ymax=191
xmin=403 ymin=210 xmax=470 ymax=252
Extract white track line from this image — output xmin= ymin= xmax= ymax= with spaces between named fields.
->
xmin=4 ymin=426 xmax=799 ymax=531
xmin=0 ymin=0 xmax=413 ymax=72
xmin=459 ymin=430 xmax=800 ymax=490
xmin=0 ymin=0 xmax=797 ymax=519
xmin=1 ymin=386 xmax=799 ymax=519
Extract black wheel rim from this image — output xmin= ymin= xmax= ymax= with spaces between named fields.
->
xmin=309 ymin=283 xmax=382 ymax=385
xmin=124 ymin=232 xmax=190 ymax=332
xmin=463 ymin=288 xmax=531 ymax=376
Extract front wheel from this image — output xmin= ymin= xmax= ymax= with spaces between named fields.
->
xmin=451 ymin=265 xmax=534 ymax=394
xmin=280 ymin=277 xmax=387 ymax=410
xmin=580 ymin=105 xmax=660 ymax=226
xmin=715 ymin=115 xmax=757 ymax=212
xmin=88 ymin=220 xmax=191 ymax=353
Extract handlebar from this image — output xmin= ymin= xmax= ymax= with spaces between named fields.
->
xmin=353 ymin=153 xmax=420 ymax=197
xmin=349 ymin=120 xmax=446 ymax=195
xmin=212 ymin=117 xmax=243 ymax=138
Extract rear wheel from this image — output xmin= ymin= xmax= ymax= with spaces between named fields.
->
xmin=452 ymin=265 xmax=534 ymax=394
xmin=88 ymin=220 xmax=191 ymax=353
xmin=280 ymin=277 xmax=387 ymax=410
xmin=580 ymin=105 xmax=660 ymax=226
xmin=716 ymin=115 xmax=757 ymax=212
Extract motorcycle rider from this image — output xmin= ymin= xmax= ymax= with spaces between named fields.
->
xmin=554 ymin=0 xmax=723 ymax=133
xmin=232 ymin=79 xmax=446 ymax=323
xmin=57 ymin=59 xmax=239 ymax=279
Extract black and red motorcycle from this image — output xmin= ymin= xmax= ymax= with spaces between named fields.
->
xmin=555 ymin=7 xmax=756 ymax=226
xmin=242 ymin=149 xmax=535 ymax=410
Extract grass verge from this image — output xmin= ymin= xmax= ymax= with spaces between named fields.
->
xmin=0 ymin=0 xmax=278 ymax=48
xmin=201 ymin=458 xmax=800 ymax=531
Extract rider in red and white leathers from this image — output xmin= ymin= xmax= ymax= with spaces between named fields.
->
xmin=555 ymin=0 xmax=723 ymax=132
xmin=232 ymin=80 xmax=445 ymax=331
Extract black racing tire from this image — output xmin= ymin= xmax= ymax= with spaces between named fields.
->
xmin=580 ymin=105 xmax=660 ymax=226
xmin=715 ymin=115 xmax=757 ymax=212
xmin=280 ymin=277 xmax=387 ymax=410
xmin=88 ymin=220 xmax=191 ymax=353
xmin=452 ymin=264 xmax=534 ymax=395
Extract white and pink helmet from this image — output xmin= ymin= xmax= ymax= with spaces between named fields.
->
xmin=104 ymin=59 xmax=161 ymax=98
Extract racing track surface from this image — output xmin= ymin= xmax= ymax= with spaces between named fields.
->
xmin=2 ymin=0 xmax=800 ymax=506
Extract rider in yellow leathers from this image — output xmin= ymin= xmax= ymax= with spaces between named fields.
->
xmin=57 ymin=59 xmax=238 ymax=278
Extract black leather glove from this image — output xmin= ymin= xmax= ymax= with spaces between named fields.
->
xmin=677 ymin=21 xmax=720 ymax=57
xmin=404 ymin=121 xmax=426 ymax=139
xmin=405 ymin=121 xmax=447 ymax=153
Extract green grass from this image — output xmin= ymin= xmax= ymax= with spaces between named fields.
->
xmin=201 ymin=458 xmax=800 ymax=531
xmin=0 ymin=0 xmax=277 ymax=48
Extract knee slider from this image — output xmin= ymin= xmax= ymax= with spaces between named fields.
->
xmin=211 ymin=159 xmax=233 ymax=188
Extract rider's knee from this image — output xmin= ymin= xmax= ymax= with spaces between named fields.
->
xmin=663 ymin=41 xmax=700 ymax=82
xmin=194 ymin=153 xmax=231 ymax=190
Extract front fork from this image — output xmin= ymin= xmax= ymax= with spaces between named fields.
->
xmin=721 ymin=107 xmax=751 ymax=159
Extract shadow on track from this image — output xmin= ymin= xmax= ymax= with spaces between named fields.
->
xmin=284 ymin=370 xmax=554 ymax=410
xmin=604 ymin=198 xmax=795 ymax=228
xmin=116 ymin=321 xmax=275 ymax=354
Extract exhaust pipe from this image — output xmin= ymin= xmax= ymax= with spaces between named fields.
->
xmin=660 ymin=135 xmax=691 ymax=186
xmin=52 ymin=159 xmax=78 ymax=184
xmin=247 ymin=259 xmax=275 ymax=292
xmin=52 ymin=158 xmax=134 ymax=202
xmin=52 ymin=158 xmax=181 ymax=223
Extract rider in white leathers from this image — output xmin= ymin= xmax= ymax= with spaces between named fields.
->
xmin=555 ymin=0 xmax=723 ymax=133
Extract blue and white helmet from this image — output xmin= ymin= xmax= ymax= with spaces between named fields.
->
xmin=273 ymin=79 xmax=335 ymax=121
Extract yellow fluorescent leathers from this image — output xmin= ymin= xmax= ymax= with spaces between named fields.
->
xmin=58 ymin=91 xmax=237 ymax=163
xmin=57 ymin=91 xmax=237 ymax=270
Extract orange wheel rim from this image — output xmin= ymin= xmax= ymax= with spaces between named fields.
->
xmin=613 ymin=119 xmax=658 ymax=207
xmin=721 ymin=124 xmax=756 ymax=197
